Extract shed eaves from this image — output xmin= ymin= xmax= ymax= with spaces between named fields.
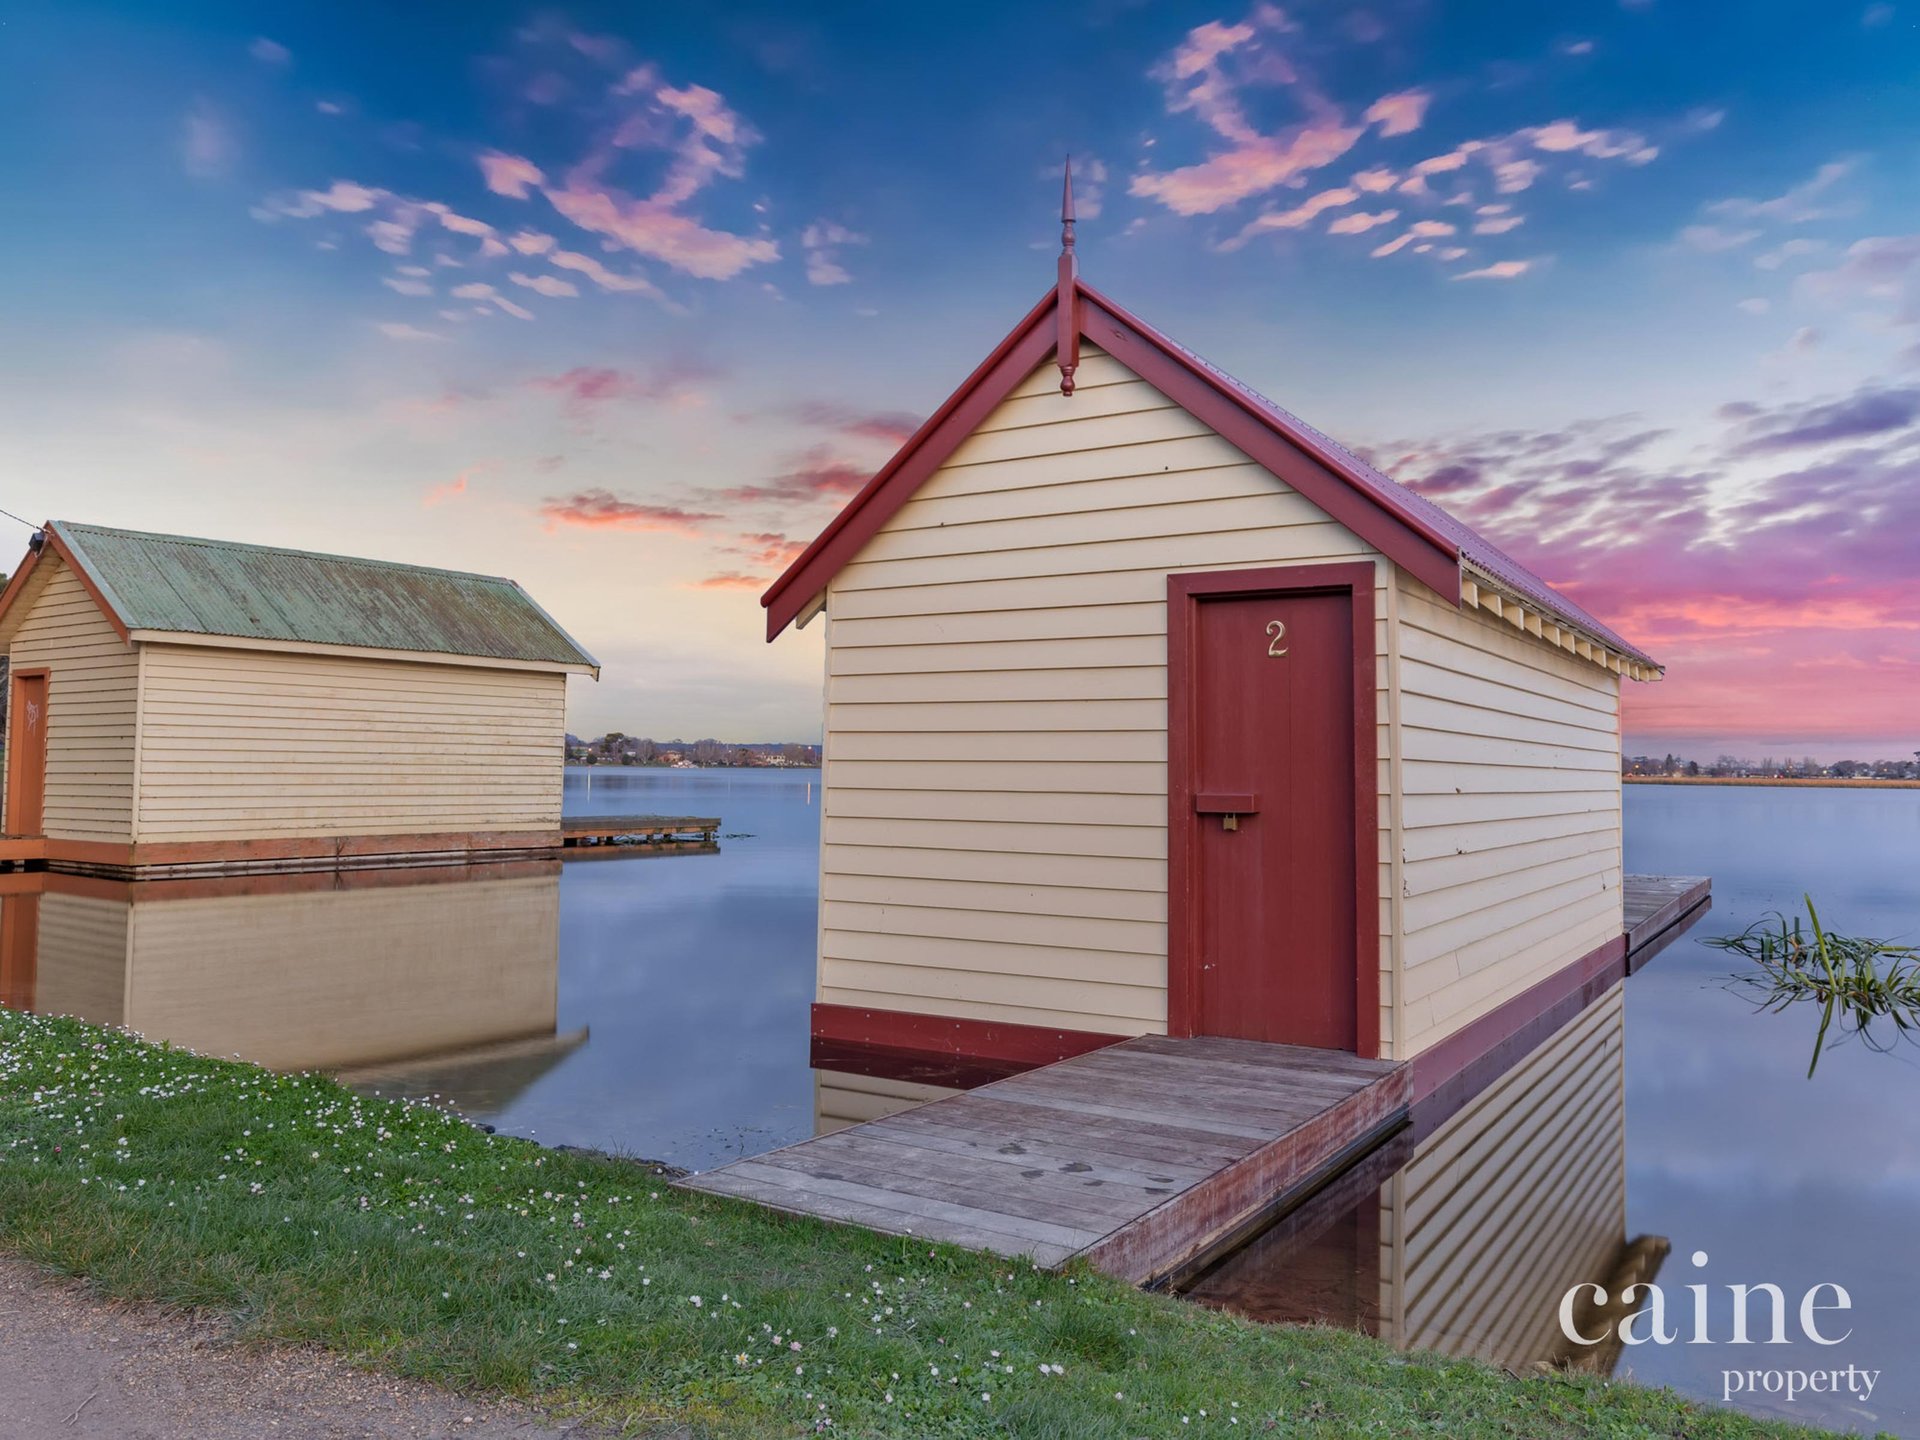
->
xmin=46 ymin=521 xmax=598 ymax=670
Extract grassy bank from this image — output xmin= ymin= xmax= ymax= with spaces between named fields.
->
xmin=0 ymin=1012 xmax=1828 ymax=1439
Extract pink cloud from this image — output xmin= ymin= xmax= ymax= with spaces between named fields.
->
xmin=527 ymin=360 xmax=719 ymax=421
xmin=544 ymin=184 xmax=778 ymax=280
xmin=1351 ymin=167 xmax=1398 ymax=193
xmin=1328 ymin=208 xmax=1400 ymax=234
xmin=548 ymin=249 xmax=664 ymax=297
xmin=1132 ymin=122 xmax=1363 ymax=216
xmin=801 ymin=220 xmax=867 ymax=285
xmin=789 ymin=402 xmax=918 ymax=447
xmin=1225 ymin=186 xmax=1358 ymax=247
xmin=1523 ymin=119 xmax=1657 ymax=163
xmin=374 ymin=322 xmax=442 ymax=342
xmin=479 ymin=151 xmax=545 ymax=199
xmin=1366 ymin=390 xmax=1920 ymax=748
xmin=1453 ymin=258 xmax=1531 ymax=279
xmin=538 ymin=490 xmax=719 ymax=535
xmin=509 ymin=270 xmax=579 ymax=298
xmin=1130 ymin=8 xmax=1365 ymax=215
xmin=1365 ymin=89 xmax=1432 ymax=137
xmin=716 ymin=445 xmax=872 ymax=508
xmin=424 ymin=467 xmax=482 ymax=506
xmin=1494 ymin=157 xmax=1543 ymax=193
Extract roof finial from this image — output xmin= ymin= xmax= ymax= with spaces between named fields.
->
xmin=1061 ymin=156 xmax=1076 ymax=252
xmin=1056 ymin=156 xmax=1081 ymax=396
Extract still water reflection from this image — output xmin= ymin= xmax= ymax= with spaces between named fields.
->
xmin=3 ymin=774 xmax=1915 ymax=1434
xmin=1 ymin=768 xmax=823 ymax=1172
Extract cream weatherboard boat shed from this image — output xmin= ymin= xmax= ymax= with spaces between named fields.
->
xmin=763 ymin=199 xmax=1661 ymax=1082
xmin=0 ymin=521 xmax=597 ymax=875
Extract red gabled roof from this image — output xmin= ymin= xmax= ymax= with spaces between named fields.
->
xmin=761 ymin=280 xmax=1657 ymax=669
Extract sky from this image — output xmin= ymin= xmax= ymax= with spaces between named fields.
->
xmin=2 ymin=0 xmax=1918 ymax=759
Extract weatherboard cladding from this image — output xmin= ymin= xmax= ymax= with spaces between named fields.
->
xmin=49 ymin=521 xmax=597 ymax=669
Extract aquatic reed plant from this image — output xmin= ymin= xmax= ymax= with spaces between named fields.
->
xmin=1707 ymin=896 xmax=1920 ymax=1077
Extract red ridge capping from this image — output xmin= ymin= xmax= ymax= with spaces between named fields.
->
xmin=761 ymin=290 xmax=1058 ymax=640
xmin=760 ymin=272 xmax=1654 ymax=663
xmin=760 ymin=281 xmax=1465 ymax=641
xmin=1075 ymin=288 xmax=1461 ymax=602
xmin=810 ymin=1002 xmax=1125 ymax=1071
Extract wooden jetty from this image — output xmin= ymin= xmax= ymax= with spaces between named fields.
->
xmin=559 ymin=815 xmax=720 ymax=850
xmin=1623 ymin=873 xmax=1711 ymax=972
xmin=684 ymin=1037 xmax=1407 ymax=1285
xmin=683 ymin=875 xmax=1711 ymax=1285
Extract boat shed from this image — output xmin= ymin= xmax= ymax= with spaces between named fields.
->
xmin=0 ymin=521 xmax=597 ymax=875
xmin=763 ymin=183 xmax=1663 ymax=1083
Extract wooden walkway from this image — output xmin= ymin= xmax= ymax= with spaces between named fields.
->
xmin=1623 ymin=874 xmax=1711 ymax=971
xmin=681 ymin=1035 xmax=1407 ymax=1285
xmin=559 ymin=815 xmax=720 ymax=849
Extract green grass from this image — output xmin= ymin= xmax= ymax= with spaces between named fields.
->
xmin=0 ymin=1010 xmax=1835 ymax=1439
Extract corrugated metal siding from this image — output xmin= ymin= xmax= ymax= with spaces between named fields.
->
xmin=133 ymin=643 xmax=567 ymax=840
xmin=53 ymin=521 xmax=595 ymax=668
xmin=818 ymin=346 xmax=1394 ymax=1039
xmin=4 ymin=560 xmax=138 ymax=841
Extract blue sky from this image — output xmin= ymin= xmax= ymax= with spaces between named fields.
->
xmin=3 ymin=0 xmax=1918 ymax=753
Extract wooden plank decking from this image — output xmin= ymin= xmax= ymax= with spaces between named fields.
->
xmin=559 ymin=814 xmax=720 ymax=848
xmin=681 ymin=1036 xmax=1408 ymax=1285
xmin=684 ymin=875 xmax=1713 ymax=1285
xmin=1623 ymin=874 xmax=1711 ymax=971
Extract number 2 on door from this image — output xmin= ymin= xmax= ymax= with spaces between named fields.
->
xmin=1266 ymin=620 xmax=1288 ymax=657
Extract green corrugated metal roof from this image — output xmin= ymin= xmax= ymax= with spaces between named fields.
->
xmin=50 ymin=521 xmax=598 ymax=671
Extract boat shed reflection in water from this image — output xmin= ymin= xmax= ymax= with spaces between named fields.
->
xmin=0 ymin=862 xmax=580 ymax=1106
xmin=1180 ymin=987 xmax=1664 ymax=1374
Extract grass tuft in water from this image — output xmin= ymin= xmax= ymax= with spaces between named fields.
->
xmin=1707 ymin=894 xmax=1920 ymax=1076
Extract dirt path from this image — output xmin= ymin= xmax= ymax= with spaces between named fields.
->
xmin=0 ymin=1256 xmax=606 ymax=1440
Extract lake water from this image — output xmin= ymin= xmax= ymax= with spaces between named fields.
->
xmin=2 ymin=772 xmax=1914 ymax=1434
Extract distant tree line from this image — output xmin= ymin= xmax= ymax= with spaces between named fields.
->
xmin=1624 ymin=752 xmax=1920 ymax=780
xmin=567 ymin=733 xmax=820 ymax=768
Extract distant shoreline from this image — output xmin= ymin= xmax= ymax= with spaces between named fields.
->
xmin=1624 ymin=775 xmax=1920 ymax=789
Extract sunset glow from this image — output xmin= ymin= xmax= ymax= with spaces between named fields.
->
xmin=4 ymin=1 xmax=1916 ymax=752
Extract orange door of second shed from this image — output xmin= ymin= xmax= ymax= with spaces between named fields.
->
xmin=1189 ymin=589 xmax=1357 ymax=1049
xmin=6 ymin=671 xmax=49 ymax=837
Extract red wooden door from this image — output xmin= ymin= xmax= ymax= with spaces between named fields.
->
xmin=1189 ymin=590 xmax=1357 ymax=1048
xmin=5 ymin=671 xmax=48 ymax=836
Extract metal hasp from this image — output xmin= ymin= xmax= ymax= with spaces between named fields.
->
xmin=1056 ymin=158 xmax=1080 ymax=395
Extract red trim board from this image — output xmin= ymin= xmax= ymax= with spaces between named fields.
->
xmin=809 ymin=1002 xmax=1124 ymax=1071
